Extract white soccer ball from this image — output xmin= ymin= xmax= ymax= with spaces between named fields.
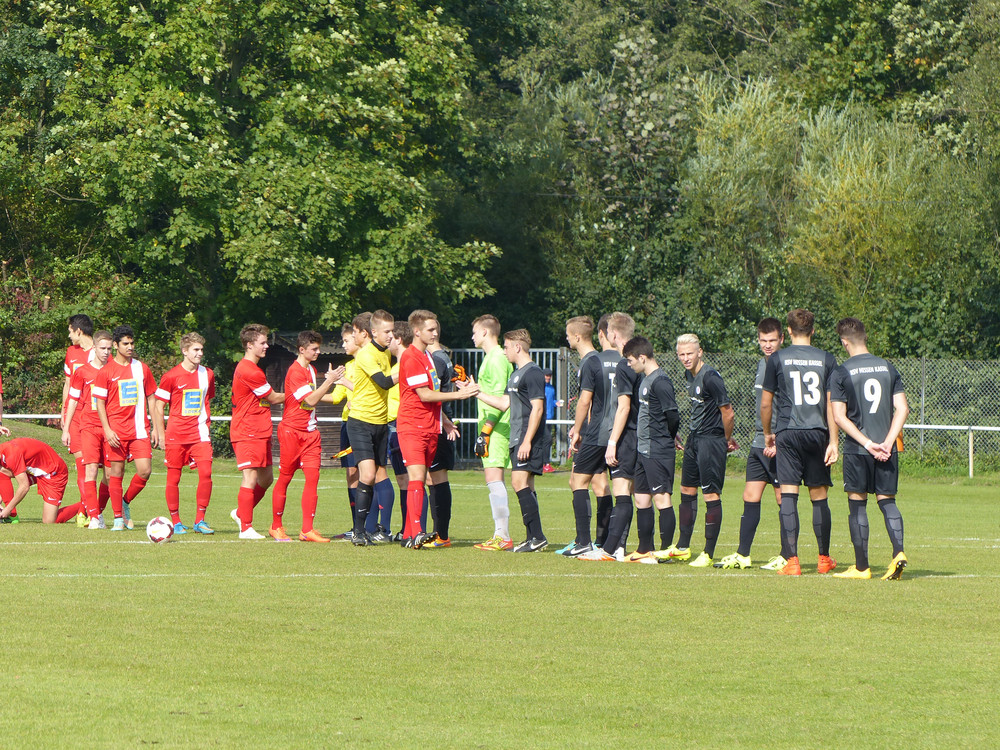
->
xmin=146 ymin=516 xmax=174 ymax=544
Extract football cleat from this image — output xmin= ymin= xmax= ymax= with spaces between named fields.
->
xmin=413 ymin=531 xmax=432 ymax=549
xmin=553 ymin=542 xmax=575 ymax=555
xmin=663 ymin=545 xmax=691 ymax=562
xmin=122 ymin=502 xmax=133 ymax=530
xmin=474 ymin=536 xmax=514 ymax=551
xmin=881 ymin=552 xmax=908 ymax=581
xmin=624 ymin=551 xmax=657 ymax=564
xmin=689 ymin=552 xmax=714 ymax=568
xmin=714 ymin=553 xmax=752 ymax=569
xmin=613 ymin=547 xmax=626 ymax=562
xmin=238 ymin=527 xmax=265 ymax=540
xmin=513 ymin=537 xmax=549 ymax=553
xmin=351 ymin=530 xmax=374 ymax=547
xmin=817 ymin=555 xmax=838 ymax=574
xmin=578 ymin=547 xmax=616 ymax=561
xmin=422 ymin=537 xmax=451 ymax=548
xmin=111 ymin=518 xmax=125 ymax=532
xmin=173 ymin=523 xmax=189 ymax=535
xmin=299 ymin=529 xmax=331 ymax=543
xmin=833 ymin=565 xmax=872 ymax=579
xmin=75 ymin=512 xmax=89 ymax=528
xmin=230 ymin=508 xmax=241 ymax=527
xmin=761 ymin=555 xmax=787 ymax=571
xmin=192 ymin=521 xmax=214 ymax=535
xmin=778 ymin=556 xmax=802 ymax=576
xmin=562 ymin=543 xmax=594 ymax=558
xmin=400 ymin=537 xmax=415 ymax=548
xmin=268 ymin=526 xmax=292 ymax=542
xmin=87 ymin=516 xmax=106 ymax=530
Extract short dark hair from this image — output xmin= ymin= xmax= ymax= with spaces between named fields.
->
xmin=787 ymin=309 xmax=815 ymax=336
xmin=352 ymin=312 xmax=373 ymax=336
xmin=112 ymin=325 xmax=134 ymax=344
xmin=757 ymin=317 xmax=782 ymax=336
xmin=240 ymin=323 xmax=269 ymax=349
xmin=296 ymin=330 xmax=322 ymax=349
xmin=597 ymin=314 xmax=611 ymax=336
xmin=392 ymin=321 xmax=409 ymax=341
xmin=503 ymin=328 xmax=531 ymax=350
xmin=472 ymin=314 xmax=500 ymax=338
xmin=69 ymin=314 xmax=94 ymax=337
xmin=622 ymin=336 xmax=654 ymax=360
xmin=836 ymin=317 xmax=867 ymax=344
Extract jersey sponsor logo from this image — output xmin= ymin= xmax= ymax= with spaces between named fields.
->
xmin=118 ymin=379 xmax=139 ymax=407
xmin=181 ymin=389 xmax=204 ymax=417
xmin=642 ymin=387 xmax=648 ymax=395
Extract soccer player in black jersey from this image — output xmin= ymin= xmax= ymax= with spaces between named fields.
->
xmin=558 ymin=316 xmax=615 ymax=557
xmin=716 ymin=318 xmax=789 ymax=570
xmin=673 ymin=334 xmax=737 ymax=567
xmin=580 ymin=312 xmax=639 ymax=561
xmin=829 ymin=318 xmax=909 ymax=580
xmin=622 ymin=337 xmax=681 ymax=563
xmin=473 ymin=329 xmax=550 ymax=552
xmin=761 ymin=309 xmax=839 ymax=576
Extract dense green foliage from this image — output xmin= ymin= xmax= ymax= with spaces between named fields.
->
xmin=3 ymin=0 xmax=1000 ymax=409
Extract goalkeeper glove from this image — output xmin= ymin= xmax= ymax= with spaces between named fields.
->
xmin=451 ymin=364 xmax=468 ymax=383
xmin=474 ymin=422 xmax=494 ymax=458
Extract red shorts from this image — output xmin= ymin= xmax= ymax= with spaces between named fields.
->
xmin=105 ymin=437 xmax=152 ymax=464
xmin=278 ymin=423 xmax=322 ymax=471
xmin=164 ymin=441 xmax=213 ymax=470
xmin=233 ymin=439 xmax=272 ymax=470
xmin=397 ymin=430 xmax=438 ymax=469
xmin=37 ymin=472 xmax=69 ymax=506
xmin=81 ymin=429 xmax=108 ymax=467
xmin=68 ymin=420 xmax=83 ymax=454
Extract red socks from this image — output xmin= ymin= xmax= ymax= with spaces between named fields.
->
xmin=124 ymin=474 xmax=148 ymax=503
xmin=405 ymin=480 xmax=424 ymax=539
xmin=195 ymin=462 xmax=212 ymax=524
xmin=166 ymin=467 xmax=182 ymax=523
xmin=56 ymin=502 xmax=84 ymax=523
xmin=271 ymin=471 xmax=293 ymax=529
xmin=109 ymin=476 xmax=124 ymax=517
xmin=301 ymin=466 xmax=320 ymax=534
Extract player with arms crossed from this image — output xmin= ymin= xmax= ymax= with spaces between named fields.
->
xmin=622 ymin=336 xmax=681 ymax=563
xmin=93 ymin=325 xmax=158 ymax=531
xmin=470 ymin=315 xmax=515 ymax=551
xmin=271 ymin=330 xmax=345 ymax=542
xmin=671 ymin=334 xmax=737 ymax=567
xmin=397 ymin=310 xmax=478 ymax=547
xmin=761 ymin=308 xmax=839 ymax=576
xmin=62 ymin=331 xmax=114 ymax=528
xmin=472 ymin=329 xmax=550 ymax=552
xmin=560 ymin=315 xmax=615 ymax=557
xmin=154 ymin=332 xmax=216 ymax=535
xmin=716 ymin=318 xmax=790 ymax=570
xmin=829 ymin=318 xmax=908 ymax=581
xmin=230 ymin=324 xmax=285 ymax=540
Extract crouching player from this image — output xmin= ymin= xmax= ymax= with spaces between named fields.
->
xmin=0 ymin=438 xmax=79 ymax=523
xmin=154 ymin=332 xmax=216 ymax=535
xmin=830 ymin=318 xmax=909 ymax=581
xmin=397 ymin=310 xmax=477 ymax=547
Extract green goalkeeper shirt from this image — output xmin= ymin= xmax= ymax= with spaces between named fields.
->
xmin=476 ymin=346 xmax=512 ymax=439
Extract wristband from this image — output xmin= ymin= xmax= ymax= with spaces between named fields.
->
xmin=864 ymin=440 xmax=873 ymax=450
xmin=481 ymin=422 xmax=494 ymax=436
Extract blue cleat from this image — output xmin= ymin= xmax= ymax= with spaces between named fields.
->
xmin=173 ymin=522 xmax=189 ymax=535
xmin=192 ymin=521 xmax=214 ymax=535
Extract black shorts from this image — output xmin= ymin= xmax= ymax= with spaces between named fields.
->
xmin=680 ymin=434 xmax=728 ymax=495
xmin=429 ymin=433 xmax=456 ymax=472
xmin=775 ymin=429 xmax=831 ymax=488
xmin=842 ymin=451 xmax=899 ymax=496
xmin=339 ymin=422 xmax=356 ymax=468
xmin=634 ymin=452 xmax=675 ymax=496
xmin=573 ymin=443 xmax=607 ymax=476
xmin=346 ymin=418 xmax=388 ymax=467
xmin=510 ymin=432 xmax=550 ymax=476
xmin=609 ymin=431 xmax=638 ymax=481
xmin=387 ymin=425 xmax=406 ymax=476
xmin=745 ymin=446 xmax=779 ymax=486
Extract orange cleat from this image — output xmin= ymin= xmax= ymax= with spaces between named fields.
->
xmin=778 ymin=556 xmax=802 ymax=576
xmin=299 ymin=529 xmax=331 ymax=543
xmin=269 ymin=526 xmax=292 ymax=542
xmin=817 ymin=554 xmax=838 ymax=574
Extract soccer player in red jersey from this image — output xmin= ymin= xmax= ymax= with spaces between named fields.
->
xmin=93 ymin=325 xmax=159 ymax=531
xmin=61 ymin=314 xmax=95 ymax=520
xmin=270 ymin=330 xmax=344 ymax=542
xmin=62 ymin=330 xmax=114 ymax=529
xmin=396 ymin=310 xmax=478 ymax=548
xmin=154 ymin=332 xmax=216 ymax=536
xmin=229 ymin=324 xmax=285 ymax=540
xmin=0 ymin=438 xmax=79 ymax=524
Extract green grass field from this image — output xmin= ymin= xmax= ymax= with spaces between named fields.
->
xmin=2 ymin=423 xmax=998 ymax=748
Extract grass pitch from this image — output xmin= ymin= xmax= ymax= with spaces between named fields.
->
xmin=1 ymin=426 xmax=998 ymax=748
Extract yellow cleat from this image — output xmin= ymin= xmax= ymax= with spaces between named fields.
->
xmin=881 ymin=552 xmax=908 ymax=581
xmin=689 ymin=551 xmax=713 ymax=567
xmin=833 ymin=565 xmax=872 ymax=579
